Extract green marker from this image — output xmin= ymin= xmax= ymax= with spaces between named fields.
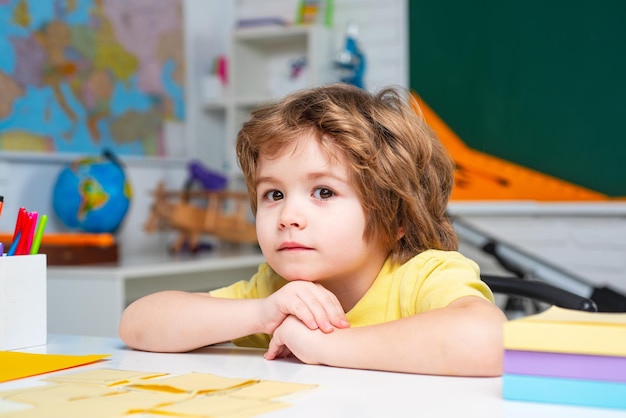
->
xmin=30 ymin=214 xmax=48 ymax=255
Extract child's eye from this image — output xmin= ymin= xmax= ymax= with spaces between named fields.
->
xmin=313 ymin=188 xmax=334 ymax=200
xmin=263 ymin=190 xmax=284 ymax=202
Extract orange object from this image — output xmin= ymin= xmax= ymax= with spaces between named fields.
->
xmin=0 ymin=352 xmax=109 ymax=383
xmin=412 ymin=92 xmax=613 ymax=202
xmin=0 ymin=232 xmax=115 ymax=247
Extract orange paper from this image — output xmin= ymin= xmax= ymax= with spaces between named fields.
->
xmin=0 ymin=352 xmax=110 ymax=383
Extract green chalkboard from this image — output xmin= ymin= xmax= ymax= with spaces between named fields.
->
xmin=408 ymin=1 xmax=626 ymax=197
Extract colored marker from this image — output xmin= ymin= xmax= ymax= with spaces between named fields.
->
xmin=26 ymin=211 xmax=38 ymax=253
xmin=17 ymin=210 xmax=33 ymax=255
xmin=11 ymin=207 xmax=26 ymax=246
xmin=30 ymin=214 xmax=48 ymax=255
xmin=0 ymin=195 xmax=3 ymax=218
xmin=7 ymin=231 xmax=21 ymax=256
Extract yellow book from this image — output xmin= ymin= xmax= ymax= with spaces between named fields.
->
xmin=503 ymin=306 xmax=626 ymax=356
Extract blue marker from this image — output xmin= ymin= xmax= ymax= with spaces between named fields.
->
xmin=7 ymin=231 xmax=20 ymax=256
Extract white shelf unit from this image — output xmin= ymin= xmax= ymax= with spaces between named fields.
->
xmin=47 ymin=246 xmax=265 ymax=337
xmin=204 ymin=25 xmax=334 ymax=177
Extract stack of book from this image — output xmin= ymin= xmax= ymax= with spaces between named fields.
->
xmin=503 ymin=305 xmax=626 ymax=410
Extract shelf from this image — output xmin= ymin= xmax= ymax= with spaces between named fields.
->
xmin=209 ymin=25 xmax=334 ymax=175
xmin=203 ymin=101 xmax=228 ymax=111
xmin=48 ymin=244 xmax=265 ymax=280
xmin=233 ymin=25 xmax=316 ymax=41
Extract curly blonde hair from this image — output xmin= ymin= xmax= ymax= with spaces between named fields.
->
xmin=236 ymin=83 xmax=457 ymax=264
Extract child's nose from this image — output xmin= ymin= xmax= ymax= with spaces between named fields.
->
xmin=278 ymin=199 xmax=306 ymax=230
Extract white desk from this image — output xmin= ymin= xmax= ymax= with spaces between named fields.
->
xmin=48 ymin=246 xmax=265 ymax=338
xmin=4 ymin=335 xmax=624 ymax=418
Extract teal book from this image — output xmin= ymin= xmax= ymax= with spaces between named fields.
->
xmin=503 ymin=374 xmax=626 ymax=410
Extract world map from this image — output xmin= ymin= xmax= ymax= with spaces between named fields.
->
xmin=0 ymin=0 xmax=184 ymax=156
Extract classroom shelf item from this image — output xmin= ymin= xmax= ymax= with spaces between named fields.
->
xmin=0 ymin=254 xmax=47 ymax=350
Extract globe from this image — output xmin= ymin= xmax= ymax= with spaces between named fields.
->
xmin=52 ymin=152 xmax=132 ymax=233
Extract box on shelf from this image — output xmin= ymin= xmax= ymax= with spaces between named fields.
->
xmin=0 ymin=233 xmax=119 ymax=266
xmin=41 ymin=243 xmax=119 ymax=266
xmin=0 ymin=254 xmax=47 ymax=351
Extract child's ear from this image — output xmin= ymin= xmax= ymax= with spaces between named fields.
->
xmin=396 ymin=227 xmax=405 ymax=241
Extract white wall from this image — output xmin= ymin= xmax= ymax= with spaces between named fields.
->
xmin=184 ymin=1 xmax=234 ymax=171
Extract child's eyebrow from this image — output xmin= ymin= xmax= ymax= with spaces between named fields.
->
xmin=255 ymin=176 xmax=276 ymax=188
xmin=255 ymin=171 xmax=349 ymax=188
xmin=306 ymin=171 xmax=349 ymax=184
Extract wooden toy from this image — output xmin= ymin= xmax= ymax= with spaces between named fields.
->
xmin=144 ymin=181 xmax=257 ymax=253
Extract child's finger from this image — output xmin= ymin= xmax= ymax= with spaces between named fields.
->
xmin=298 ymin=287 xmax=345 ymax=333
xmin=265 ymin=333 xmax=289 ymax=359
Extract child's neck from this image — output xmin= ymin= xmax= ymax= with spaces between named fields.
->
xmin=321 ymin=257 xmax=388 ymax=312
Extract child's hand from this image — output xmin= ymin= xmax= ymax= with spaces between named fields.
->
xmin=260 ymin=281 xmax=349 ymax=335
xmin=264 ymin=315 xmax=324 ymax=364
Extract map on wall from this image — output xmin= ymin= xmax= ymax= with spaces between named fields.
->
xmin=0 ymin=0 xmax=185 ymax=156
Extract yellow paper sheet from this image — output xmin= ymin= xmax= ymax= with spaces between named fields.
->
xmin=0 ymin=368 xmax=317 ymax=418
xmin=44 ymin=368 xmax=167 ymax=387
xmin=0 ymin=352 xmax=110 ymax=383
xmin=0 ymin=384 xmax=117 ymax=406
xmin=151 ymin=394 xmax=288 ymax=417
xmin=229 ymin=380 xmax=317 ymax=400
xmin=129 ymin=372 xmax=257 ymax=394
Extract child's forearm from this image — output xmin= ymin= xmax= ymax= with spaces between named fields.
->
xmin=119 ymin=291 xmax=264 ymax=352
xmin=290 ymin=296 xmax=506 ymax=376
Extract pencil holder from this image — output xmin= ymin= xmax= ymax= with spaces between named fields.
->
xmin=0 ymin=254 xmax=47 ymax=350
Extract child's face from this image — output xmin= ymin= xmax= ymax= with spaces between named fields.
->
xmin=255 ymin=133 xmax=389 ymax=286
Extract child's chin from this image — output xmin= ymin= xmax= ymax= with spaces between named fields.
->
xmin=284 ymin=276 xmax=317 ymax=282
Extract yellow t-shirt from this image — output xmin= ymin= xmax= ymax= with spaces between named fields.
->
xmin=209 ymin=249 xmax=494 ymax=348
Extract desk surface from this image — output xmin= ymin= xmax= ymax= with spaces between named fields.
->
xmin=5 ymin=335 xmax=624 ymax=418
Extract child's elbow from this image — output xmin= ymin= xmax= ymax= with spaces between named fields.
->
xmin=451 ymin=297 xmax=507 ymax=377
xmin=472 ymin=305 xmax=507 ymax=377
xmin=118 ymin=314 xmax=137 ymax=348
xmin=118 ymin=307 xmax=148 ymax=350
xmin=476 ymin=339 xmax=504 ymax=377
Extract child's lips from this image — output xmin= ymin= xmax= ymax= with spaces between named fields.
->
xmin=278 ymin=242 xmax=313 ymax=251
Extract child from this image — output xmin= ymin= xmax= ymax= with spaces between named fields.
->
xmin=119 ymin=83 xmax=506 ymax=376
